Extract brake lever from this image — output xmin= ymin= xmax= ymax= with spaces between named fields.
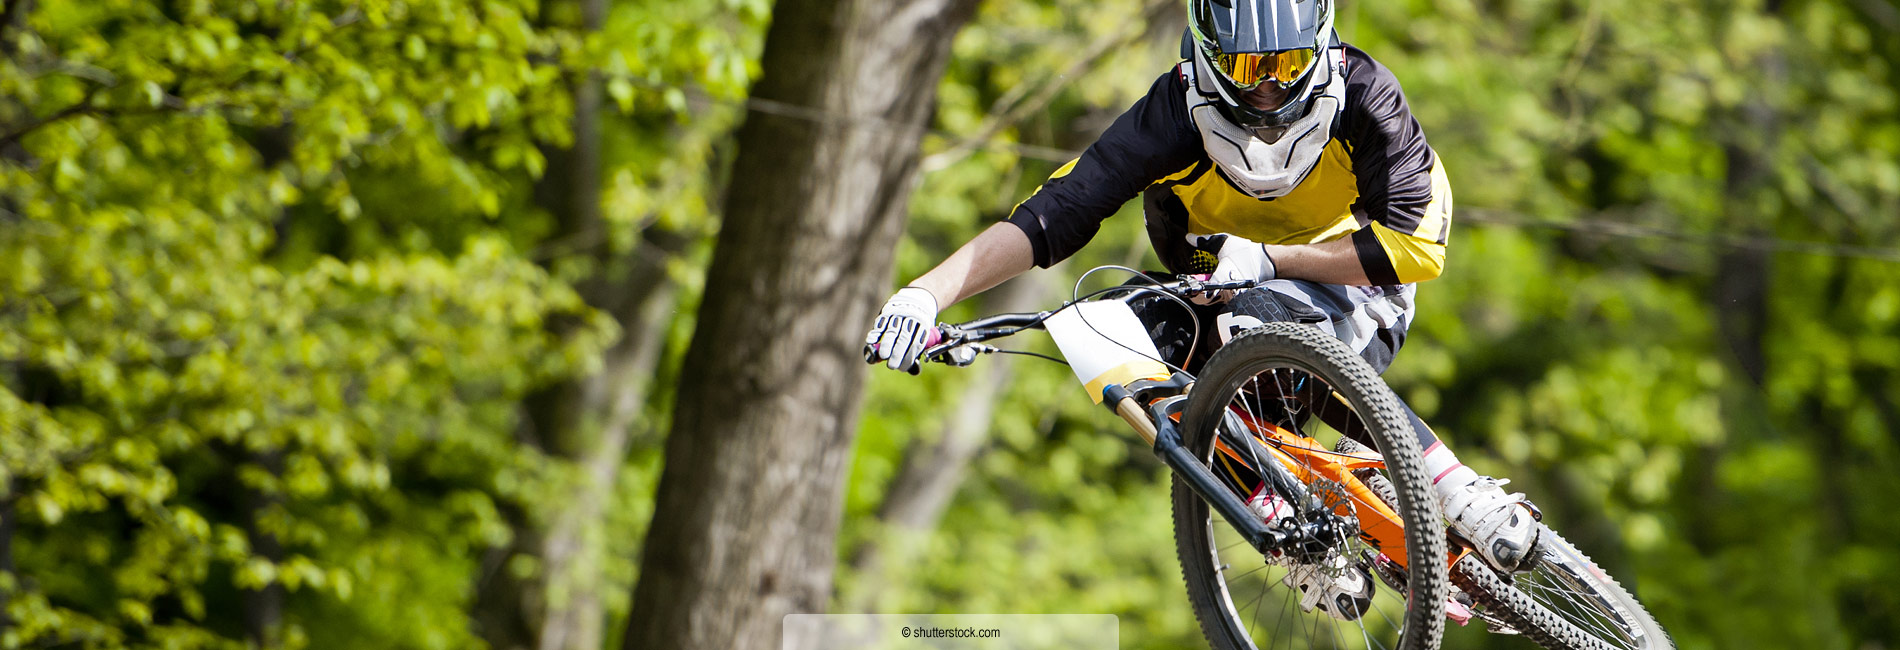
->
xmin=917 ymin=324 xmax=959 ymax=359
xmin=929 ymin=343 xmax=994 ymax=367
xmin=1174 ymin=274 xmax=1256 ymax=297
xmin=1179 ymin=275 xmax=1208 ymax=295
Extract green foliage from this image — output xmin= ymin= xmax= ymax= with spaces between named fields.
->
xmin=0 ymin=0 xmax=762 ymax=646
xmin=845 ymin=1 xmax=1900 ymax=650
xmin=845 ymin=4 xmax=1192 ymax=647
xmin=2 ymin=164 xmax=605 ymax=647
xmin=2 ymin=0 xmax=1895 ymax=647
xmin=1353 ymin=2 xmax=1900 ymax=647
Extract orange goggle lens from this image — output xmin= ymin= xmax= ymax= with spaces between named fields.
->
xmin=1215 ymin=48 xmax=1317 ymax=89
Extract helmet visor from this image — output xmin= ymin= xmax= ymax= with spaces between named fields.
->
xmin=1214 ymin=47 xmax=1317 ymax=90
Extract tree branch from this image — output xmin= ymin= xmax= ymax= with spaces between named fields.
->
xmin=1846 ymin=0 xmax=1900 ymax=32
xmin=1 ymin=5 xmax=371 ymax=150
xmin=0 ymin=86 xmax=100 ymax=148
xmin=0 ymin=0 xmax=34 ymax=57
xmin=920 ymin=0 xmax=1176 ymax=171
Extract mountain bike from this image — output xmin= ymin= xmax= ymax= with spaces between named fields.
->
xmin=870 ymin=266 xmax=1672 ymax=650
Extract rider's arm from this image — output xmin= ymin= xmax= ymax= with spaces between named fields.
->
xmin=1334 ymin=46 xmax=1453 ymax=286
xmin=907 ymin=222 xmax=1036 ymax=309
xmin=906 ymin=69 xmax=1200 ymax=308
xmin=1261 ymin=237 xmax=1370 ymax=285
xmin=1004 ymin=69 xmax=1202 ymax=269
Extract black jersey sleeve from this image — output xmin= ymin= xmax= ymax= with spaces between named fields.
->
xmin=1004 ymin=68 xmax=1204 ymax=268
xmin=1337 ymin=46 xmax=1453 ymax=285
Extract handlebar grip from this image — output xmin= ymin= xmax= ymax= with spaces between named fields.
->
xmin=864 ymin=323 xmax=947 ymax=362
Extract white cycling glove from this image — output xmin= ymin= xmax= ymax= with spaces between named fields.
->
xmin=1211 ymin=233 xmax=1277 ymax=284
xmin=864 ymin=287 xmax=939 ymax=375
xmin=1188 ymin=233 xmax=1277 ymax=303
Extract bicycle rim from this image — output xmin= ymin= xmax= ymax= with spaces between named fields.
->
xmin=1453 ymin=531 xmax=1673 ymax=650
xmin=1173 ymin=323 xmax=1446 ymax=650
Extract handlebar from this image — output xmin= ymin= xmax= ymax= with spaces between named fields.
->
xmin=877 ymin=273 xmax=1261 ymax=368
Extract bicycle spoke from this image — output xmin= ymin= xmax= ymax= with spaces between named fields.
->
xmin=1241 ymin=375 xmax=1275 ymax=483
xmin=1189 ymin=340 xmax=1443 ymax=650
xmin=1520 ymin=577 xmax=1611 ymax=623
xmin=1365 ymin=599 xmax=1401 ymax=649
xmin=1301 ymin=601 xmax=1317 ymax=649
xmin=1240 ymin=573 xmax=1271 ymax=612
xmin=1518 ymin=575 xmax=1632 ymax=644
xmin=1250 ymin=574 xmax=1272 ymax=641
xmin=1269 ymin=583 xmax=1292 ymax=650
xmin=1520 ymin=575 xmax=1621 ymax=628
xmin=1512 ymin=570 xmax=1636 ymax=646
xmin=1229 ymin=562 xmax=1271 ymax=584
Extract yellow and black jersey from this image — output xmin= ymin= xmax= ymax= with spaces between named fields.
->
xmin=1002 ymin=44 xmax=1451 ymax=286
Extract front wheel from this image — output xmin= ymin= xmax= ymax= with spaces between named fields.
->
xmin=1452 ymin=528 xmax=1673 ymax=650
xmin=1172 ymin=323 xmax=1448 ymax=650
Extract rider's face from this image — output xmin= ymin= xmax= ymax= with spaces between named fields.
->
xmin=1242 ymin=83 xmax=1290 ymax=112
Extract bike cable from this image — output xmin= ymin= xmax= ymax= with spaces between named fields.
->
xmin=1068 ymin=265 xmax=1207 ymax=377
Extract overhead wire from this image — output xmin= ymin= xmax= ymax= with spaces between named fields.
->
xmin=1460 ymin=209 xmax=1900 ymax=264
xmin=627 ymin=76 xmax=1900 ymax=265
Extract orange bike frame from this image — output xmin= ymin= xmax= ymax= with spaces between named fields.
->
xmin=1210 ymin=409 xmax=1433 ymax=570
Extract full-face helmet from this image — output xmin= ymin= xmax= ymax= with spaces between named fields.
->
xmin=1187 ymin=0 xmax=1336 ymax=129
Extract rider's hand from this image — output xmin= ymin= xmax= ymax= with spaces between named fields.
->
xmin=1212 ymin=233 xmax=1277 ymax=284
xmin=1188 ymin=233 xmax=1277 ymax=303
xmin=864 ymin=287 xmax=939 ymax=375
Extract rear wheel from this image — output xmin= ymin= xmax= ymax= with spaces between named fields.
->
xmin=1452 ymin=530 xmax=1673 ymax=650
xmin=1172 ymin=323 xmax=1448 ymax=650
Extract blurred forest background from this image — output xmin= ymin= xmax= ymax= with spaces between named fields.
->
xmin=2 ymin=0 xmax=1897 ymax=649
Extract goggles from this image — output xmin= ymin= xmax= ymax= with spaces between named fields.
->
xmin=1213 ymin=47 xmax=1318 ymax=90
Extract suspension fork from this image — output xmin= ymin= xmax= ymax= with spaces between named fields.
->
xmin=1104 ymin=375 xmax=1292 ymax=555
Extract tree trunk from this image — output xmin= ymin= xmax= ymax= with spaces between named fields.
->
xmin=475 ymin=0 xmax=670 ymax=645
xmin=521 ymin=1 xmax=612 ymax=648
xmin=475 ymin=0 xmax=692 ymax=647
xmin=240 ymin=451 xmax=286 ymax=649
xmin=622 ymin=0 xmax=979 ymax=647
xmin=240 ymin=124 xmax=295 ymax=650
xmin=534 ymin=231 xmax=683 ymax=650
xmin=1 ymin=477 xmax=14 ymax=635
xmin=845 ymin=275 xmax=1049 ymax=611
xmin=1695 ymin=3 xmax=1781 ymax=553
xmin=1711 ymin=2 xmax=1782 ymax=388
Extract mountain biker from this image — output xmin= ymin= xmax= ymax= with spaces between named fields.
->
xmin=864 ymin=0 xmax=1539 ymax=617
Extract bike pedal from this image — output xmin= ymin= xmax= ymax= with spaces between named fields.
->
xmin=1445 ymin=596 xmax=1474 ymax=626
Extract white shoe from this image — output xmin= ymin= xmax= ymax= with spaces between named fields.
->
xmin=1283 ymin=555 xmax=1376 ymax=621
xmin=1443 ymin=477 xmax=1541 ymax=572
xmin=1250 ymin=487 xmax=1375 ymax=621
